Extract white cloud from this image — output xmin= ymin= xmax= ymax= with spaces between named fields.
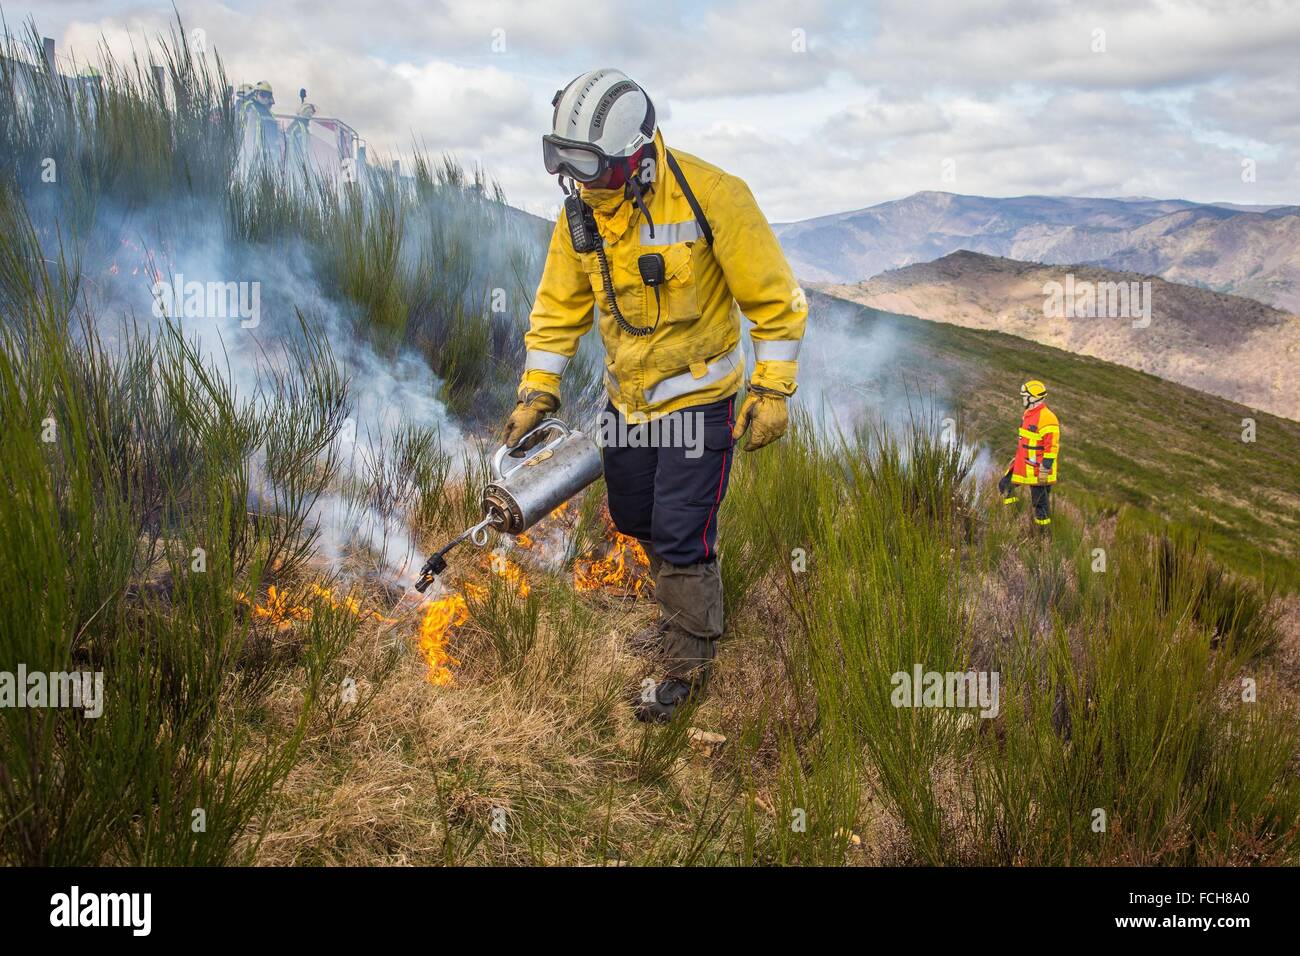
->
xmin=26 ymin=0 xmax=1300 ymax=221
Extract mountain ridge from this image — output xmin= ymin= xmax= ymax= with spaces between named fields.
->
xmin=815 ymin=250 xmax=1300 ymax=420
xmin=774 ymin=191 xmax=1300 ymax=313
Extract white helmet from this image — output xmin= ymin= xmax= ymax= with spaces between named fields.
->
xmin=543 ymin=69 xmax=656 ymax=182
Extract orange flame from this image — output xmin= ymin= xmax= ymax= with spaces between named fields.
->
xmin=414 ymin=558 xmax=530 ymax=686
xmin=236 ymin=584 xmax=311 ymax=630
xmin=488 ymin=551 xmax=531 ymax=597
xmin=417 ymin=594 xmax=467 ymax=686
xmin=305 ymin=583 xmax=397 ymax=623
xmin=574 ymin=529 xmax=652 ymax=597
xmin=236 ymin=583 xmax=397 ymax=631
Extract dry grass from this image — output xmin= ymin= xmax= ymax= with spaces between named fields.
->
xmin=245 ymin=492 xmax=724 ymax=865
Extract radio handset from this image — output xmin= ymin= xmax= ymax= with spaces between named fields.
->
xmin=564 ymin=194 xmax=601 ymax=254
xmin=564 ymin=193 xmax=659 ymax=337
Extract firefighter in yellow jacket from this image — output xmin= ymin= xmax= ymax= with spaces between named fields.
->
xmin=240 ymin=81 xmax=281 ymax=174
xmin=501 ymin=69 xmax=806 ymax=721
xmin=999 ymin=380 xmax=1060 ymax=526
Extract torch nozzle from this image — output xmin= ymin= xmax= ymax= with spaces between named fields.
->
xmin=413 ymin=554 xmax=447 ymax=593
xmin=412 ymin=516 xmax=497 ymax=593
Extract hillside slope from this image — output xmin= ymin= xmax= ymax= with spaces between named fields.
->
xmin=802 ymin=290 xmax=1300 ymax=586
xmin=813 ymin=251 xmax=1300 ymax=420
xmin=774 ymin=191 xmax=1300 ymax=313
xmin=1091 ymin=207 xmax=1300 ymax=314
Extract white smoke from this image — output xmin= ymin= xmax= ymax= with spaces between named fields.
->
xmin=790 ymin=294 xmax=991 ymax=476
xmin=77 ymin=197 xmax=464 ymax=586
xmin=792 ymin=300 xmax=906 ymax=433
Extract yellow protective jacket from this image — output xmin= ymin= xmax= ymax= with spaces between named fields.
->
xmin=241 ymin=99 xmax=280 ymax=157
xmin=520 ymin=130 xmax=807 ymax=420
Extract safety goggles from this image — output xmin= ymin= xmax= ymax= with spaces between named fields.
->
xmin=542 ymin=135 xmax=616 ymax=183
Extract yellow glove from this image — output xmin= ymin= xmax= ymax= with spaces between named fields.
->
xmin=731 ymin=387 xmax=788 ymax=452
xmin=502 ymin=390 xmax=560 ymax=449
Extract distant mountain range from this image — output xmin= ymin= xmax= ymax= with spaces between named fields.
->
xmin=773 ymin=191 xmax=1300 ymax=314
xmin=817 ymin=251 xmax=1300 ymax=420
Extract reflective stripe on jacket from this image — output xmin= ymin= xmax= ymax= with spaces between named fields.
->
xmin=1011 ymin=403 xmax=1060 ymax=485
xmin=520 ymin=129 xmax=806 ymax=420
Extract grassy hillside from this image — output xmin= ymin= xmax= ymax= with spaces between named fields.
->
xmin=817 ymin=250 xmax=1300 ymax=420
xmin=808 ymin=290 xmax=1300 ymax=590
xmin=2 ymin=23 xmax=1297 ymax=868
xmin=245 ymin=412 xmax=1298 ymax=866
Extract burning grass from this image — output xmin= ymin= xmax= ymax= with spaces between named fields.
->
xmin=236 ymin=583 xmax=398 ymax=631
xmin=417 ymin=592 xmax=469 ymax=687
xmin=413 ymin=550 xmax=533 ymax=687
xmin=238 ymin=505 xmax=631 ymax=696
xmin=574 ymin=529 xmax=653 ymax=599
xmin=408 ymin=511 xmax=651 ymax=688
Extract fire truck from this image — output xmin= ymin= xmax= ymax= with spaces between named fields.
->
xmin=236 ymin=87 xmax=369 ymax=184
xmin=264 ymin=109 xmax=368 ymax=183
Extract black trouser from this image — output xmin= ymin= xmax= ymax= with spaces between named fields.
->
xmin=999 ymin=468 xmax=1052 ymax=522
xmin=601 ymin=396 xmax=736 ymax=566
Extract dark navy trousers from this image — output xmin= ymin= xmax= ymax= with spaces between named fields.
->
xmin=601 ymin=396 xmax=736 ymax=567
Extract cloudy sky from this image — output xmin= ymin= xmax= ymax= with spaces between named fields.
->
xmin=22 ymin=0 xmax=1300 ymax=220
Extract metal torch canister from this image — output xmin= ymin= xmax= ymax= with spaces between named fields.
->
xmin=482 ymin=418 xmax=603 ymax=535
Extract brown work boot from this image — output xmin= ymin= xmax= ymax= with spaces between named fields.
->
xmin=633 ymin=675 xmax=701 ymax=723
xmin=634 ymin=561 xmax=722 ymax=723
xmin=634 ymin=629 xmax=716 ymax=723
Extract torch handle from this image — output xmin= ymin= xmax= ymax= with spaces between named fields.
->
xmin=492 ymin=418 xmax=571 ymax=481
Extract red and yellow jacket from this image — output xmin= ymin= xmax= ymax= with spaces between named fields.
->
xmin=1010 ymin=402 xmax=1060 ymax=485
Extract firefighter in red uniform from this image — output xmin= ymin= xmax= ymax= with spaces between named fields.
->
xmin=999 ymin=379 xmax=1060 ymax=527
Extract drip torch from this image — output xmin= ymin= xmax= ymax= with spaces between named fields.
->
xmin=413 ymin=419 xmax=603 ymax=593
